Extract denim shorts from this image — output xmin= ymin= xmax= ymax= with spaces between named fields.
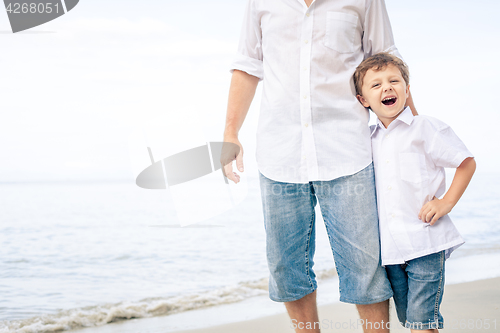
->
xmin=258 ymin=163 xmax=393 ymax=304
xmin=385 ymin=251 xmax=446 ymax=330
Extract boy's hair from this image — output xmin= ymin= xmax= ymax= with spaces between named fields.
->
xmin=353 ymin=52 xmax=410 ymax=96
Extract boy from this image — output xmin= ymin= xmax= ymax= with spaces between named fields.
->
xmin=353 ymin=53 xmax=476 ymax=332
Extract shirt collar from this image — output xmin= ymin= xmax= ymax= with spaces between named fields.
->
xmin=371 ymin=106 xmax=414 ymax=137
xmin=297 ymin=0 xmax=315 ymax=10
xmin=396 ymin=106 xmax=414 ymax=126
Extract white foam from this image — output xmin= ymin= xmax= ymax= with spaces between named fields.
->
xmin=2 ymin=251 xmax=500 ymax=333
xmin=0 ymin=268 xmax=341 ymax=333
xmin=0 ymin=280 xmax=266 ymax=333
xmin=70 ymin=276 xmax=343 ymax=333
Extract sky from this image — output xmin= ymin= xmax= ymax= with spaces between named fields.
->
xmin=0 ymin=0 xmax=499 ymax=182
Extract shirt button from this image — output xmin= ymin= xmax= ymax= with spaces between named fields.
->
xmin=385 ymin=134 xmax=390 ymax=138
xmin=304 ymin=40 xmax=309 ymax=44
xmin=304 ymin=123 xmax=309 ymax=127
xmin=387 ymin=186 xmax=392 ymax=190
xmin=386 ymin=160 xmax=390 ymax=164
xmin=303 ymin=66 xmax=307 ymax=71
xmin=303 ymin=156 xmax=307 ymax=160
xmin=303 ymin=95 xmax=307 ymax=99
xmin=306 ymin=13 xmax=310 ymax=17
xmin=391 ymin=214 xmax=395 ymax=218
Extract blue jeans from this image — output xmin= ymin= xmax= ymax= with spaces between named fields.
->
xmin=385 ymin=251 xmax=446 ymax=330
xmin=259 ymin=163 xmax=392 ymax=304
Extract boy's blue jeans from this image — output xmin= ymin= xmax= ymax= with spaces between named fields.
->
xmin=385 ymin=250 xmax=446 ymax=330
xmin=258 ymin=163 xmax=393 ymax=304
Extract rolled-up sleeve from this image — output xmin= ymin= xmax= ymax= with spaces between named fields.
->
xmin=230 ymin=0 xmax=264 ymax=80
xmin=363 ymin=0 xmax=402 ymax=60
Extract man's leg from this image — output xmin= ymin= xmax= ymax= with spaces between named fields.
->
xmin=258 ymin=171 xmax=320 ymax=333
xmin=285 ymin=290 xmax=320 ymax=333
xmin=357 ymin=300 xmax=390 ymax=333
xmin=314 ymin=163 xmax=393 ymax=333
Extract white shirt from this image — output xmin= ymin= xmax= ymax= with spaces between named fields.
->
xmin=371 ymin=107 xmax=473 ymax=265
xmin=230 ymin=0 xmax=401 ymax=183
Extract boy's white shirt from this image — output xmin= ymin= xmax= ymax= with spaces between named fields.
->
xmin=371 ymin=107 xmax=472 ymax=266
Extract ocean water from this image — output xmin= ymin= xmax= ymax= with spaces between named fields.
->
xmin=0 ymin=171 xmax=499 ymax=333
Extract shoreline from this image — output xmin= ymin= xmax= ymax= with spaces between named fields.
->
xmin=68 ymin=276 xmax=500 ymax=333
xmin=4 ymin=250 xmax=499 ymax=333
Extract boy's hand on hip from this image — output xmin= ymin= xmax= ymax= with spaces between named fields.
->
xmin=419 ymin=158 xmax=475 ymax=226
xmin=418 ymin=197 xmax=454 ymax=226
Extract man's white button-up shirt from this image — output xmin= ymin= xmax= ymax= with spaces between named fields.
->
xmin=371 ymin=107 xmax=473 ymax=265
xmin=230 ymin=0 xmax=401 ymax=183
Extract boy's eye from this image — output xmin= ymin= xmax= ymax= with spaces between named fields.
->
xmin=391 ymin=80 xmax=399 ymax=83
xmin=372 ymin=83 xmax=380 ymax=88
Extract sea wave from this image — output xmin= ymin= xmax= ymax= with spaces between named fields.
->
xmin=0 ymin=269 xmax=338 ymax=333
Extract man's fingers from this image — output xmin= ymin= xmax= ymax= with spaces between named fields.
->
xmin=220 ymin=141 xmax=241 ymax=168
xmin=236 ymin=153 xmax=244 ymax=172
xmin=220 ymin=141 xmax=243 ymax=179
xmin=233 ymin=172 xmax=241 ymax=183
xmin=219 ymin=141 xmax=243 ymax=184
xmin=228 ymin=172 xmax=240 ymax=184
xmin=234 ymin=146 xmax=244 ymax=172
xmin=224 ymin=164 xmax=239 ymax=184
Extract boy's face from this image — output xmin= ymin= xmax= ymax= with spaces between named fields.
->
xmin=357 ymin=64 xmax=410 ymax=128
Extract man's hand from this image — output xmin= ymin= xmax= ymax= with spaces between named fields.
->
xmin=406 ymin=90 xmax=418 ymax=116
xmin=418 ymin=197 xmax=453 ymax=226
xmin=221 ymin=135 xmax=244 ymax=184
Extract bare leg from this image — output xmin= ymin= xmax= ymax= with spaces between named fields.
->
xmin=356 ymin=300 xmax=390 ymax=333
xmin=285 ymin=290 xmax=320 ymax=333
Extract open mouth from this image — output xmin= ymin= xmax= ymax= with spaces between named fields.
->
xmin=382 ymin=97 xmax=397 ymax=106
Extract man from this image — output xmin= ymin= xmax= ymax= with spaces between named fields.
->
xmin=223 ymin=1 xmax=416 ymax=332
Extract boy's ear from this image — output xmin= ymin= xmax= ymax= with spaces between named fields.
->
xmin=406 ymin=84 xmax=411 ymax=97
xmin=357 ymin=95 xmax=370 ymax=108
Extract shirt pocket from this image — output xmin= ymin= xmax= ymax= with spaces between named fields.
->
xmin=399 ymin=153 xmax=428 ymax=183
xmin=324 ymin=12 xmax=358 ymax=54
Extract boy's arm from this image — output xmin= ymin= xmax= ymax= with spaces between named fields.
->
xmin=418 ymin=157 xmax=476 ymax=225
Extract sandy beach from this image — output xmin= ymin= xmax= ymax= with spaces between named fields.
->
xmin=70 ymin=277 xmax=500 ymax=333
